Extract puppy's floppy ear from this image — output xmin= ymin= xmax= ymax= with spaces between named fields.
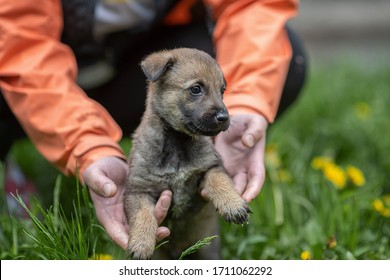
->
xmin=140 ymin=51 xmax=175 ymax=82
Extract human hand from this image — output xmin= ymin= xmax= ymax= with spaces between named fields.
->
xmin=211 ymin=114 xmax=268 ymax=203
xmin=83 ymin=156 xmax=172 ymax=249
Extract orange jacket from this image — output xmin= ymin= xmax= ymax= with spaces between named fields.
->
xmin=0 ymin=0 xmax=298 ymax=179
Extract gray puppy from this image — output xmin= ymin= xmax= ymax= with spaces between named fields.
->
xmin=124 ymin=48 xmax=251 ymax=259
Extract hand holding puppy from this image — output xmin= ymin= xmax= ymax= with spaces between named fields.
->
xmin=83 ymin=157 xmax=172 ymax=249
xmin=213 ymin=114 xmax=268 ymax=203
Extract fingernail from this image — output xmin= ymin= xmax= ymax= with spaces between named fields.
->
xmin=161 ymin=197 xmax=170 ymax=209
xmin=157 ymin=229 xmax=170 ymax=240
xmin=103 ymin=183 xmax=112 ymax=197
xmin=157 ymin=233 xmax=165 ymax=240
xmin=245 ymin=134 xmax=255 ymax=147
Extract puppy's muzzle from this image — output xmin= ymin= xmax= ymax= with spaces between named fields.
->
xmin=187 ymin=108 xmax=230 ymax=137
xmin=207 ymin=108 xmax=230 ymax=135
xmin=216 ymin=110 xmax=229 ymax=124
xmin=215 ymin=110 xmax=230 ymax=131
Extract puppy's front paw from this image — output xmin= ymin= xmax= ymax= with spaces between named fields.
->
xmin=218 ymin=198 xmax=252 ymax=225
xmin=126 ymin=206 xmax=158 ymax=260
xmin=127 ymin=237 xmax=155 ymax=260
xmin=202 ymin=167 xmax=252 ymax=225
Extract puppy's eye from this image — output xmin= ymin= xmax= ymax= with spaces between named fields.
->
xmin=189 ymin=85 xmax=202 ymax=95
xmin=221 ymin=87 xmax=226 ymax=95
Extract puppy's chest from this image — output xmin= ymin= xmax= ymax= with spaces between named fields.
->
xmin=131 ymin=132 xmax=219 ymax=217
xmin=156 ymin=137 xmax=218 ymax=218
xmin=157 ymin=132 xmax=215 ymax=173
xmin=157 ymin=139 xmax=214 ymax=185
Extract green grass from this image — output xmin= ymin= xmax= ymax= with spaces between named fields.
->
xmin=220 ymin=60 xmax=390 ymax=260
xmin=0 ymin=169 xmax=124 ymax=260
xmin=1 ymin=59 xmax=389 ymax=259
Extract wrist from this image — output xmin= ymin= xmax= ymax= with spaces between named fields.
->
xmin=68 ymin=143 xmax=126 ymax=183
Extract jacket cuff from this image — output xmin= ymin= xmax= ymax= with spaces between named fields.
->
xmin=66 ymin=135 xmax=126 ymax=182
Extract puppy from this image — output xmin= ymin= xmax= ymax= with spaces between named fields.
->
xmin=124 ymin=48 xmax=251 ymax=259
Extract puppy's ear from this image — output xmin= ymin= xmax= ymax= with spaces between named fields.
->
xmin=140 ymin=51 xmax=175 ymax=82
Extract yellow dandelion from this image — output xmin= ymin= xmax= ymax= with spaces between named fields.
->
xmin=89 ymin=254 xmax=113 ymax=260
xmin=354 ymin=102 xmax=372 ymax=120
xmin=381 ymin=208 xmax=390 ymax=218
xmin=372 ymin=195 xmax=390 ymax=218
xmin=323 ymin=163 xmax=346 ymax=189
xmin=311 ymin=156 xmax=333 ymax=170
xmin=300 ymin=250 xmax=311 ymax=260
xmin=372 ymin=199 xmax=385 ymax=213
xmin=346 ymin=165 xmax=365 ymax=187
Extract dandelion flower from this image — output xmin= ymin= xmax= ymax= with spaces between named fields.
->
xmin=323 ymin=163 xmax=346 ymax=189
xmin=372 ymin=199 xmax=384 ymax=213
xmin=372 ymin=196 xmax=390 ymax=218
xmin=89 ymin=254 xmax=113 ymax=260
xmin=346 ymin=165 xmax=365 ymax=187
xmin=381 ymin=208 xmax=390 ymax=218
xmin=300 ymin=250 xmax=311 ymax=260
xmin=311 ymin=156 xmax=346 ymax=189
xmin=311 ymin=156 xmax=333 ymax=170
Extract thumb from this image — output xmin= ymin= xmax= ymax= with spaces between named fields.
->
xmin=83 ymin=168 xmax=118 ymax=198
xmin=241 ymin=114 xmax=268 ymax=148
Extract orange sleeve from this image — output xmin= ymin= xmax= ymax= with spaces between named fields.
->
xmin=0 ymin=0 xmax=126 ymax=180
xmin=204 ymin=0 xmax=298 ymax=122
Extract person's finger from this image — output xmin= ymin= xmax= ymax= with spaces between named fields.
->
xmin=154 ymin=190 xmax=172 ymax=225
xmin=233 ymin=172 xmax=248 ymax=196
xmin=156 ymin=226 xmax=171 ymax=241
xmin=242 ymin=136 xmax=266 ymax=202
xmin=84 ymin=168 xmax=118 ymax=198
xmin=104 ymin=220 xmax=129 ymax=250
xmin=241 ymin=116 xmax=267 ymax=148
xmin=242 ymin=173 xmax=264 ymax=203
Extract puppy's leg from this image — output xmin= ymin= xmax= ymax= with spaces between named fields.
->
xmin=124 ymin=194 xmax=157 ymax=259
xmin=202 ymin=167 xmax=251 ymax=224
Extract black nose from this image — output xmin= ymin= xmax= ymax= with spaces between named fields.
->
xmin=215 ymin=110 xmax=229 ymax=124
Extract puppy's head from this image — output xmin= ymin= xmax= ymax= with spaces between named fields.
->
xmin=141 ymin=48 xmax=229 ymax=137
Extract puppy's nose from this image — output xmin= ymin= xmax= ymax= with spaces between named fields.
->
xmin=215 ymin=110 xmax=229 ymax=124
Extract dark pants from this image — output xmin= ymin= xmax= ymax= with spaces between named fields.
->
xmin=0 ymin=23 xmax=307 ymax=160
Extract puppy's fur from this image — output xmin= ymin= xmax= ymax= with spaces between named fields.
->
xmin=124 ymin=48 xmax=251 ymax=259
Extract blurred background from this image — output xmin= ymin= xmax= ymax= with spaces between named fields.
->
xmin=225 ymin=0 xmax=390 ymax=260
xmin=291 ymin=0 xmax=390 ymax=65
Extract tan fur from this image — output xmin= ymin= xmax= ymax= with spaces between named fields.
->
xmin=126 ymin=195 xmax=157 ymax=259
xmin=201 ymin=167 xmax=251 ymax=223
xmin=124 ymin=48 xmax=251 ymax=259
